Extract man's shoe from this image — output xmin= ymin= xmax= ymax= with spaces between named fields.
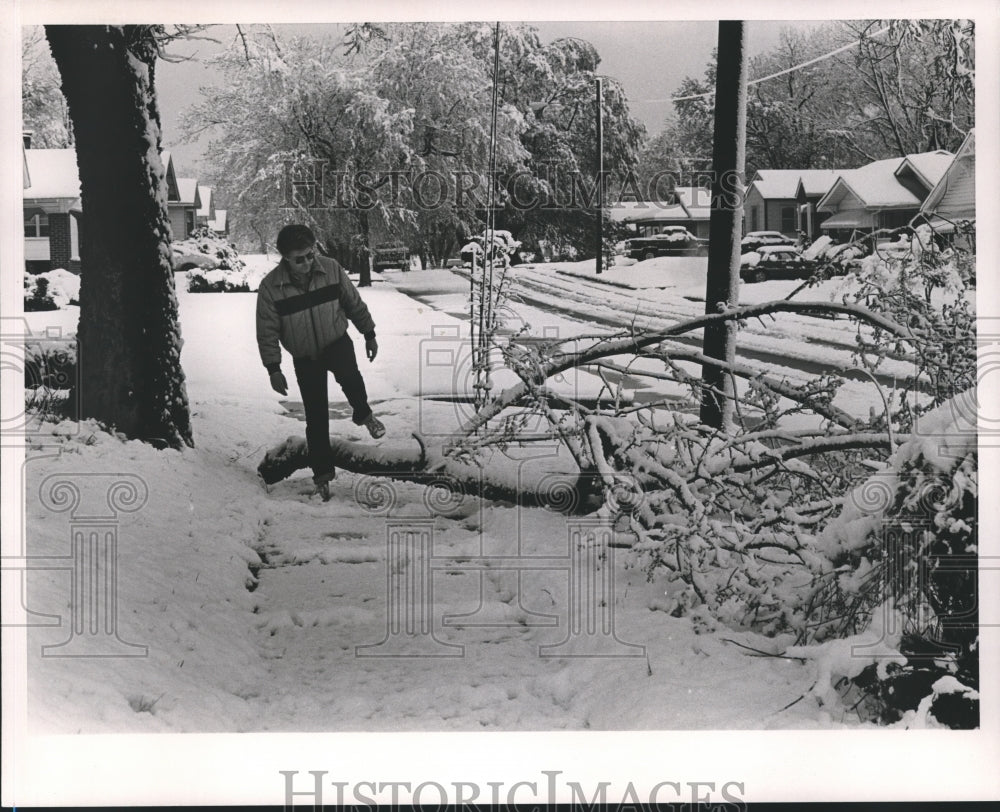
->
xmin=313 ymin=470 xmax=336 ymax=501
xmin=363 ymin=414 xmax=386 ymax=439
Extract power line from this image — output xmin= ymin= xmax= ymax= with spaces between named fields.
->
xmin=636 ymin=26 xmax=891 ymax=104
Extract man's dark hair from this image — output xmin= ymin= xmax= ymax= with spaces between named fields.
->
xmin=276 ymin=224 xmax=316 ymax=255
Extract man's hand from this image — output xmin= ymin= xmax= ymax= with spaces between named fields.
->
xmin=269 ymin=370 xmax=288 ymax=396
xmin=365 ymin=337 xmax=379 ymax=362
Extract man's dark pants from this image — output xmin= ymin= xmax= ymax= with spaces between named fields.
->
xmin=293 ymin=333 xmax=373 ymax=479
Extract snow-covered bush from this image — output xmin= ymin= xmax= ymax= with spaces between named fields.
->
xmin=24 ymin=268 xmax=80 ymax=310
xmin=174 ymin=227 xmax=252 ymax=292
xmin=186 ymin=268 xmax=252 ymax=293
xmin=796 ymin=396 xmax=978 ymax=726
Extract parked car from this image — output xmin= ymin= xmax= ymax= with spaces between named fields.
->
xmin=625 ymin=227 xmax=707 ymax=259
xmin=741 ymin=230 xmax=796 ymax=253
xmin=172 ymin=251 xmax=217 ymax=273
xmin=373 ymin=244 xmax=411 ymax=271
xmin=740 ymin=245 xmax=814 ymax=282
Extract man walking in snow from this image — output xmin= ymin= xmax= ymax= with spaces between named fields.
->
xmin=256 ymin=224 xmax=385 ymax=499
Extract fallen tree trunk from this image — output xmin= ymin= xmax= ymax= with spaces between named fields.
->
xmin=257 ymin=433 xmax=602 ymax=513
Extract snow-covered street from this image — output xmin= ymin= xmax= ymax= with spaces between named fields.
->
xmin=20 ymin=258 xmax=873 ymax=733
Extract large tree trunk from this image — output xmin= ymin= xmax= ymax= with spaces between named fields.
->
xmin=45 ymin=25 xmax=193 ymax=449
xmin=700 ymin=20 xmax=748 ymax=431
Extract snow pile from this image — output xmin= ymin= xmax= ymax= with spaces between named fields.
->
xmin=801 ymin=235 xmax=832 ymax=262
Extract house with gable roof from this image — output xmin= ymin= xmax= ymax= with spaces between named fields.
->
xmin=23 ymin=144 xmax=82 ymax=274
xmin=24 ymin=142 xmax=191 ymax=273
xmin=744 ymin=169 xmax=839 ymax=241
xmin=208 ymin=208 xmax=229 ymax=238
xmin=816 ymin=150 xmax=954 ymax=240
xmin=608 ymin=186 xmax=713 ymax=239
xmin=916 ymin=130 xmax=975 ymax=234
xmin=171 ymin=176 xmax=201 ymax=239
xmin=196 ymin=185 xmax=215 ymax=230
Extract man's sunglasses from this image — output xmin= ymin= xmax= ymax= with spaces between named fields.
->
xmin=289 ymin=251 xmax=315 ymax=265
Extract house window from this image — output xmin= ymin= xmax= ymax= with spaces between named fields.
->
xmin=24 ymin=212 xmax=49 ymax=238
xmin=749 ymin=207 xmax=759 ymax=232
xmin=780 ymin=206 xmax=796 ymax=233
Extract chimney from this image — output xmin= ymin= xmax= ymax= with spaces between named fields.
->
xmin=23 ymin=131 xmax=33 ymax=149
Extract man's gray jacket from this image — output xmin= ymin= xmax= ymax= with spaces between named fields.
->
xmin=255 ymin=254 xmax=376 ymax=372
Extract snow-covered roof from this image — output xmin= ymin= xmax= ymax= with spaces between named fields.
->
xmin=23 ymin=149 xmax=80 ymax=200
xmin=197 ymin=186 xmax=213 ymax=218
xmin=606 ymin=201 xmax=660 ymax=223
xmin=794 ymin=170 xmax=841 ymax=197
xmin=817 ymin=150 xmax=953 ymax=212
xmin=174 ymin=177 xmax=201 ymax=207
xmin=621 ymin=203 xmax=700 ymax=224
xmin=209 ymin=209 xmax=228 ymax=232
xmin=608 ymin=188 xmax=712 ymax=223
xmin=920 ymin=131 xmax=975 ymax=221
xmin=903 ymin=151 xmax=955 ymax=189
xmin=752 ymin=169 xmax=838 ymax=200
xmin=750 ymin=170 xmax=805 ymax=199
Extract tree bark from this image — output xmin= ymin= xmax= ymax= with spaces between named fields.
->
xmin=358 ymin=211 xmax=373 ymax=287
xmin=700 ymin=20 xmax=749 ymax=430
xmin=46 ymin=25 xmax=193 ymax=449
xmin=257 ymin=435 xmax=602 ymax=513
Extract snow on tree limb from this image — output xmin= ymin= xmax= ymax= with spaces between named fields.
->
xmin=257 ymin=433 xmax=600 ymax=511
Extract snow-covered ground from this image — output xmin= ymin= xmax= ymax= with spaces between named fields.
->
xmin=22 ymin=260 xmax=831 ymax=733
xmin=12 ymin=255 xmax=997 ymax=805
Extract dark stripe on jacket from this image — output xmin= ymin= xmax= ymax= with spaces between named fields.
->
xmin=274 ymin=284 xmax=341 ymax=317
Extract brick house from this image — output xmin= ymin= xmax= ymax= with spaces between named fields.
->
xmin=23 ymin=147 xmax=82 ymax=274
xmin=24 ymin=143 xmax=187 ymax=274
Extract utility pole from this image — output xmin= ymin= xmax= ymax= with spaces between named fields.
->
xmin=595 ymin=77 xmax=603 ymax=275
xmin=699 ymin=20 xmax=748 ymax=430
